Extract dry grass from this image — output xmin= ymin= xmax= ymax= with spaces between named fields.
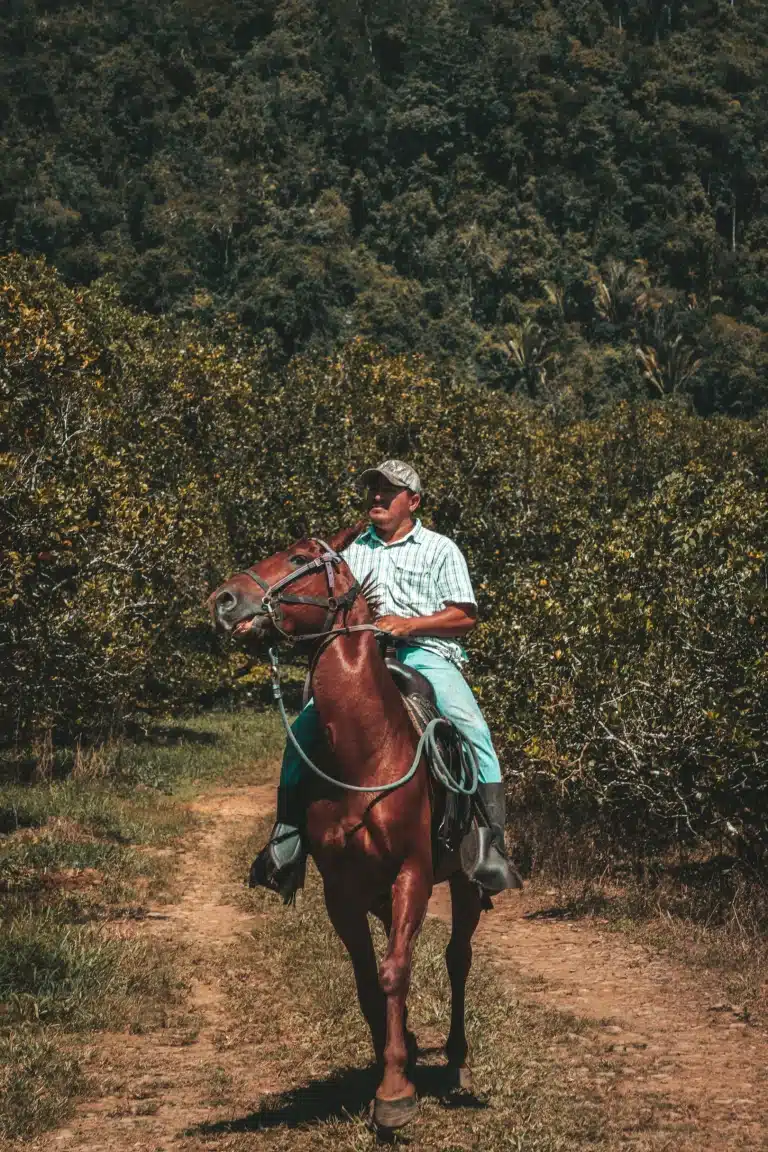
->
xmin=0 ymin=707 xmax=284 ymax=1141
xmin=509 ymin=809 xmax=768 ymax=1024
xmin=543 ymin=869 xmax=768 ymax=1023
xmin=178 ymin=822 xmax=675 ymax=1152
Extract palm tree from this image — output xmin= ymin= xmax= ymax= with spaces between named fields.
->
xmin=504 ymin=320 xmax=555 ymax=399
xmin=636 ymin=334 xmax=703 ymax=398
xmin=592 ymin=259 xmax=651 ymax=329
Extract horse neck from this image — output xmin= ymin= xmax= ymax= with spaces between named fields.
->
xmin=310 ymin=597 xmax=411 ymax=766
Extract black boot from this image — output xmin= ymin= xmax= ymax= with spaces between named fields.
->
xmin=248 ymin=785 xmax=307 ymax=904
xmin=462 ymin=782 xmax=523 ymax=894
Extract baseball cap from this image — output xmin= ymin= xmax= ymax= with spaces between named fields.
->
xmin=358 ymin=459 xmax=422 ymax=494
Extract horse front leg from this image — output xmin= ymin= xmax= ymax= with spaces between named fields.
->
xmin=373 ymin=860 xmax=431 ymax=1130
xmin=324 ymin=881 xmax=386 ymax=1063
xmin=445 ymin=869 xmax=483 ymax=1090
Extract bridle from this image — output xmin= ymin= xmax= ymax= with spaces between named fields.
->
xmin=241 ymin=538 xmax=363 ymax=642
xmin=232 ymin=538 xmax=479 ymax=798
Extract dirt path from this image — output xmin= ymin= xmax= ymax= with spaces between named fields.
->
xmin=41 ymin=781 xmax=768 ymax=1151
xmin=46 ymin=783 xmax=276 ymax=1152
xmin=429 ymin=884 xmax=768 ymax=1150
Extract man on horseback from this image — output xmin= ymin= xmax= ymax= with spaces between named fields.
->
xmin=242 ymin=459 xmax=518 ymax=900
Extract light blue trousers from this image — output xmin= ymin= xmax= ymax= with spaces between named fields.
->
xmin=280 ymin=643 xmax=502 ymax=789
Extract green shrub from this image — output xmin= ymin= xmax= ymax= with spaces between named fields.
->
xmin=3 ymin=254 xmax=767 ymax=864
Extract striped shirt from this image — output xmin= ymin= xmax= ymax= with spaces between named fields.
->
xmin=342 ymin=519 xmax=477 ymax=667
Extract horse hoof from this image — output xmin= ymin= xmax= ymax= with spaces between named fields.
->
xmin=447 ymin=1063 xmax=473 ymax=1092
xmin=373 ymin=1091 xmax=418 ymax=1130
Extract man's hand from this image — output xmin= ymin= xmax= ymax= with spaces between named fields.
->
xmin=375 ymin=615 xmax=416 ymax=638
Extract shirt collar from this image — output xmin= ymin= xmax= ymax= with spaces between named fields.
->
xmin=363 ymin=518 xmax=424 ymax=547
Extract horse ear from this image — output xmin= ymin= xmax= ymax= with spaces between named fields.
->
xmin=326 ymin=519 xmax=367 ymax=555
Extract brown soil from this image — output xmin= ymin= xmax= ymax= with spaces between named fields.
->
xmin=35 ymin=780 xmax=768 ymax=1151
xmin=37 ymin=784 xmax=276 ymax=1152
xmin=429 ymin=884 xmax=768 ymax=1151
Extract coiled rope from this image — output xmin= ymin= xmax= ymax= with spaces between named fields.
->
xmin=269 ymin=647 xmax=478 ymax=797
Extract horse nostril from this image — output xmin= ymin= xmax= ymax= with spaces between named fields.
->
xmin=216 ymin=590 xmax=237 ymax=614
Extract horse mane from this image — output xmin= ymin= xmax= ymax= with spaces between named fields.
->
xmin=358 ymin=572 xmax=383 ymax=620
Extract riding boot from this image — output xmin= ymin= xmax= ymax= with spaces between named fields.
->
xmin=248 ymin=785 xmax=307 ymax=905
xmin=463 ymin=782 xmax=523 ymax=894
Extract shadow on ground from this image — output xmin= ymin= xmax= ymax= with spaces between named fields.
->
xmin=193 ymin=1060 xmax=487 ymax=1137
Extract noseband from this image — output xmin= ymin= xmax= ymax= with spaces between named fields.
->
xmin=242 ymin=538 xmax=361 ymax=640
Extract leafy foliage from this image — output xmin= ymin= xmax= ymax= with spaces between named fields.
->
xmin=1 ymin=0 xmax=768 ymax=410
xmin=2 ymin=258 xmax=767 ymax=858
xmin=2 ymin=255 xmax=768 ymax=864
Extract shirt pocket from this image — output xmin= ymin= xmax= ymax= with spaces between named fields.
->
xmin=389 ymin=553 xmax=434 ymax=610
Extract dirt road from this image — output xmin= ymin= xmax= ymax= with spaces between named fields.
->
xmin=39 ymin=781 xmax=768 ymax=1151
xmin=430 ymin=884 xmax=768 ymax=1150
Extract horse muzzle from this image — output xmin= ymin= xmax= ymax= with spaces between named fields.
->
xmin=212 ymin=587 xmax=270 ymax=637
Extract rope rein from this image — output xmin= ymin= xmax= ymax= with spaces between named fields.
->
xmin=240 ymin=538 xmax=478 ymax=797
xmin=268 ymin=646 xmax=479 ymax=797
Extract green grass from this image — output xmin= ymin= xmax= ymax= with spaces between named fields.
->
xmin=0 ymin=1030 xmax=86 ymax=1141
xmin=0 ymin=706 xmax=284 ymax=1142
xmin=0 ymin=910 xmax=178 ymax=1029
xmin=191 ymin=824 xmax=663 ymax=1152
xmin=93 ymin=708 xmax=286 ymax=793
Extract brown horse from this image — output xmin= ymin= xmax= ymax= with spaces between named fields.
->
xmin=210 ymin=523 xmax=487 ymax=1129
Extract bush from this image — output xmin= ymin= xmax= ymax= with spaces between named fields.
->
xmin=3 ymin=254 xmax=767 ymax=864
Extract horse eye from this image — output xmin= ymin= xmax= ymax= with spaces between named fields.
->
xmin=290 ymin=554 xmax=309 ymax=566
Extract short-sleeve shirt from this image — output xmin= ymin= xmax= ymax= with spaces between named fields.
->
xmin=342 ymin=519 xmax=476 ymax=668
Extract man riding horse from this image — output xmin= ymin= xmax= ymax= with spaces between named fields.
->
xmin=240 ymin=459 xmax=516 ymax=900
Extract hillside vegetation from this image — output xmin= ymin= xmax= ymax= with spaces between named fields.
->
xmin=3 ymin=254 xmax=767 ymax=878
xmin=2 ymin=0 xmax=768 ymax=409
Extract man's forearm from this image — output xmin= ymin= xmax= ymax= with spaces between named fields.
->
xmin=377 ymin=605 xmax=476 ymax=639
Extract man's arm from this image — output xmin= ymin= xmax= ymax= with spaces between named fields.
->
xmin=375 ymin=603 xmax=477 ymax=639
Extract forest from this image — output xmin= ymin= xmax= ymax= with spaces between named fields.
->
xmin=1 ymin=0 xmax=767 ymax=411
xmin=3 ymin=254 xmax=768 ymax=870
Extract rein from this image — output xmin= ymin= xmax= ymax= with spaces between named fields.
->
xmin=241 ymin=537 xmax=478 ymax=797
xmin=268 ymin=646 xmax=478 ymax=797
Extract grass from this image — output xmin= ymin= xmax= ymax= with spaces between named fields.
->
xmin=544 ymin=865 xmax=768 ymax=1023
xmin=0 ymin=706 xmax=284 ymax=1141
xmin=0 ymin=1030 xmax=86 ymax=1141
xmin=184 ymin=821 xmax=668 ymax=1152
xmin=0 ymin=911 xmax=177 ymax=1029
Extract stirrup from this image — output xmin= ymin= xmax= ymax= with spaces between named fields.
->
xmin=248 ymin=825 xmax=307 ymax=905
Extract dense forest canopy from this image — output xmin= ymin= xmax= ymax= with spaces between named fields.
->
xmin=2 ymin=0 xmax=767 ymax=410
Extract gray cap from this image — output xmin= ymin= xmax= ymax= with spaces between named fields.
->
xmin=358 ymin=458 xmax=422 ymax=494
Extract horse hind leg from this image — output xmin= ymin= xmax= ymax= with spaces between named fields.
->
xmin=373 ymin=862 xmax=431 ymax=1130
xmin=445 ymin=869 xmax=483 ymax=1090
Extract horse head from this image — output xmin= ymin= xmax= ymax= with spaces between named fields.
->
xmin=208 ymin=520 xmax=367 ymax=642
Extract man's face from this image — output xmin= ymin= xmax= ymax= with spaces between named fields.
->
xmin=365 ymin=477 xmax=420 ymax=535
